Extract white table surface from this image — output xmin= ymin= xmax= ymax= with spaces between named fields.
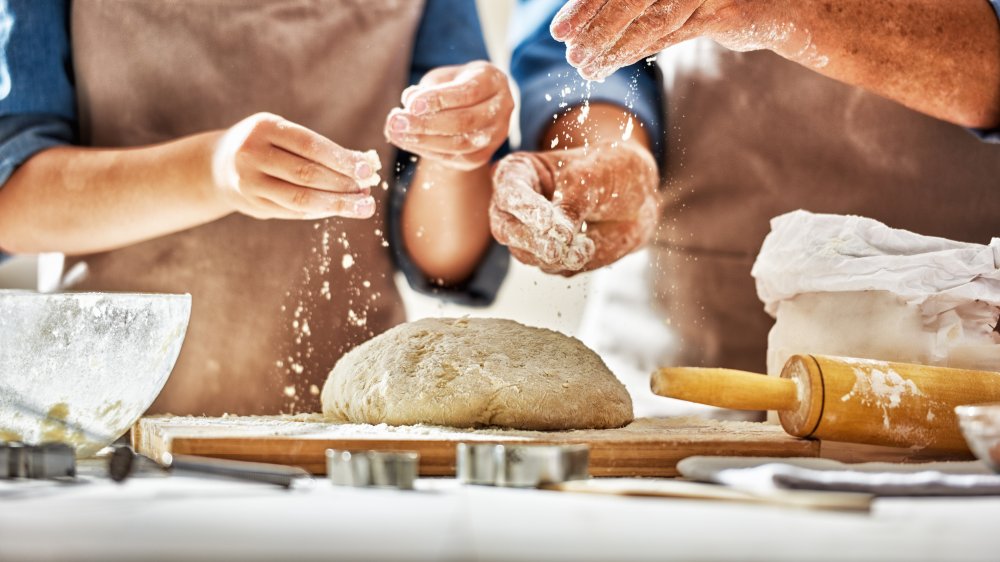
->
xmin=2 ymin=461 xmax=999 ymax=562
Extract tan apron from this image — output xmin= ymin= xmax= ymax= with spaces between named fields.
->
xmin=652 ymin=43 xmax=1000 ymax=373
xmin=68 ymin=0 xmax=424 ymax=415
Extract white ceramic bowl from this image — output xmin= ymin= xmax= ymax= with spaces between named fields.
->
xmin=955 ymin=403 xmax=1000 ymax=472
xmin=0 ymin=290 xmax=191 ymax=457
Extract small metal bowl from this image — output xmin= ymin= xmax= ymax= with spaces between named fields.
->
xmin=955 ymin=403 xmax=1000 ymax=472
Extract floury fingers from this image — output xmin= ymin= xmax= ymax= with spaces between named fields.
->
xmin=489 ymin=154 xmax=593 ymax=273
xmin=384 ymin=61 xmax=514 ymax=171
xmin=490 ymin=142 xmax=658 ymax=276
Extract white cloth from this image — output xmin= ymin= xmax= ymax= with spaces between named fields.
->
xmin=752 ymin=210 xmax=1000 ymax=318
xmin=679 ymin=456 xmax=1000 ymax=497
xmin=752 ymin=211 xmax=1000 ymax=367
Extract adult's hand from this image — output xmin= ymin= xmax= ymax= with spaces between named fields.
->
xmin=551 ymin=0 xmax=744 ymax=81
xmin=211 ymin=112 xmax=380 ymax=221
xmin=552 ymin=0 xmax=800 ymax=82
xmin=384 ymin=61 xmax=514 ymax=171
xmin=552 ymin=0 xmax=1000 ymax=128
xmin=490 ymin=141 xmax=659 ymax=275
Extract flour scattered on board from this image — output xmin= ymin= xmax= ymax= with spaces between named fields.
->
xmin=142 ymin=415 xmax=777 ymax=440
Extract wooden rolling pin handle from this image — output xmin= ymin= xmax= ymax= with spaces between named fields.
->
xmin=651 ymin=367 xmax=799 ymax=412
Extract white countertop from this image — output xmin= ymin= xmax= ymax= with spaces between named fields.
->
xmin=2 ymin=462 xmax=999 ymax=562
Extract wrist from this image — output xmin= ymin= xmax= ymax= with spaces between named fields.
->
xmin=710 ymin=0 xmax=822 ymax=64
xmin=196 ymin=130 xmax=237 ymax=216
xmin=410 ymin=158 xmax=492 ymax=197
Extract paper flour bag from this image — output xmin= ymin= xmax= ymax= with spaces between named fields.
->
xmin=752 ymin=210 xmax=1000 ymax=377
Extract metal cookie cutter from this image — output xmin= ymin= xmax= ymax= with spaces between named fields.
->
xmin=326 ymin=450 xmax=419 ymax=490
xmin=456 ymin=443 xmax=590 ymax=488
xmin=1 ymin=442 xmax=76 ymax=480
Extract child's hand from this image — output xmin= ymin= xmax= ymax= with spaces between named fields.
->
xmin=211 ymin=112 xmax=380 ymax=220
xmin=384 ymin=61 xmax=514 ymax=171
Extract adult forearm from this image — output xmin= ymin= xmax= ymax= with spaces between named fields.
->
xmin=746 ymin=0 xmax=1000 ymax=128
xmin=401 ymin=159 xmax=493 ymax=285
xmin=0 ymin=132 xmax=229 ymax=255
xmin=555 ymin=0 xmax=1000 ymax=127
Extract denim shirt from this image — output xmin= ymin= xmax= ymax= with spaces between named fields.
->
xmin=973 ymin=0 xmax=1000 ymax=142
xmin=510 ymin=0 xmax=664 ymax=159
xmin=0 ymin=0 xmax=513 ymax=304
xmin=0 ymin=0 xmax=75 ymax=188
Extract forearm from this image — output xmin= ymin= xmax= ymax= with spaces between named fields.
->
xmin=0 ymin=131 xmax=229 ymax=255
xmin=543 ymin=102 xmax=653 ymax=156
xmin=401 ymin=159 xmax=493 ymax=285
xmin=743 ymin=0 xmax=1000 ymax=128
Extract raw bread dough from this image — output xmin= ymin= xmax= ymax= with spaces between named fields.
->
xmin=321 ymin=317 xmax=634 ymax=430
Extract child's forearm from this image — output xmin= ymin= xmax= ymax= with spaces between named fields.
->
xmin=0 ymin=132 xmax=229 ymax=255
xmin=0 ymin=113 xmax=383 ymax=256
xmin=401 ymin=158 xmax=493 ymax=285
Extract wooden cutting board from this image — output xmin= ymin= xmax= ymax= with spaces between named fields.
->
xmin=133 ymin=415 xmax=820 ymax=477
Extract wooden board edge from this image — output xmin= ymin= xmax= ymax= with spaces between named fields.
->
xmin=132 ymin=417 xmax=175 ymax=463
xmin=156 ymin=433 xmax=821 ymax=478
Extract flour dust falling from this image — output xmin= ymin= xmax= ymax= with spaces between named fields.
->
xmin=278 ymin=201 xmax=390 ymax=412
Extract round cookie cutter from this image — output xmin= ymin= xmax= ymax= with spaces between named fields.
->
xmin=325 ymin=450 xmax=420 ymax=490
xmin=456 ymin=443 xmax=590 ymax=488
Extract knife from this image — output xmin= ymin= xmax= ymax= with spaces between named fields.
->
xmin=109 ymin=445 xmax=311 ymax=488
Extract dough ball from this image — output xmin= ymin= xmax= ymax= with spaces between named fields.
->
xmin=321 ymin=317 xmax=634 ymax=430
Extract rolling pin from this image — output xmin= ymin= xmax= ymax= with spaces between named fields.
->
xmin=651 ymin=355 xmax=1000 ymax=453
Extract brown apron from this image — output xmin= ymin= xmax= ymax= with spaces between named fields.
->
xmin=67 ymin=0 xmax=423 ymax=415
xmin=652 ymin=44 xmax=1000 ymax=373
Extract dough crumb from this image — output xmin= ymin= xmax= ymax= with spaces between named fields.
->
xmin=355 ymin=150 xmax=382 ymax=189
